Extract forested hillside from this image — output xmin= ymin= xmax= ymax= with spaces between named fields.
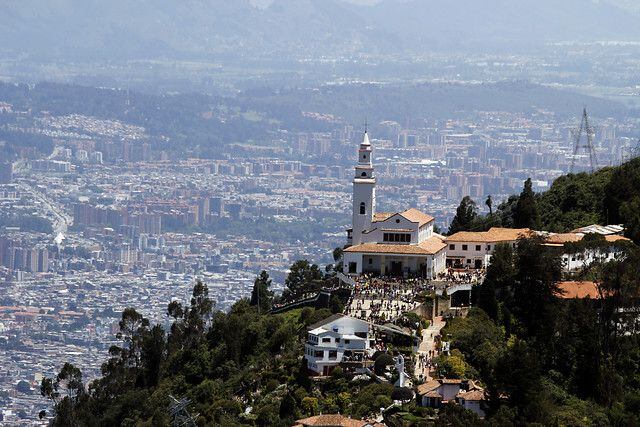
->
xmin=449 ymin=157 xmax=640 ymax=243
xmin=40 ymin=161 xmax=640 ymax=426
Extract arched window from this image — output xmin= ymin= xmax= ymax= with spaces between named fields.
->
xmin=361 ymin=172 xmax=367 ymax=177
xmin=359 ymin=202 xmax=366 ymax=215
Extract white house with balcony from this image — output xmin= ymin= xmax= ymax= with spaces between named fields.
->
xmin=343 ymin=131 xmax=447 ymax=278
xmin=304 ymin=314 xmax=374 ymax=376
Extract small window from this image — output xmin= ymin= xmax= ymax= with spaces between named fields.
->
xmin=328 ymin=350 xmax=338 ymax=359
xmin=486 ymin=245 xmax=491 ymax=251
xmin=368 ymin=258 xmax=373 ymax=264
xmin=466 ymin=259 xmax=471 ymax=264
xmin=361 ymin=172 xmax=367 ymax=177
xmin=335 ymin=338 xmax=340 ymax=343
xmin=396 ymin=219 xmax=400 ymax=223
xmin=322 ymin=337 xmax=331 ymax=343
xmin=362 ymin=154 xmax=367 ymax=159
xmin=449 ymin=244 xmax=455 ymax=250
xmin=359 ymin=202 xmax=366 ymax=215
xmin=314 ymin=350 xmax=324 ymax=358
xmin=475 ymin=245 xmax=481 ymax=251
xmin=462 ymin=245 xmax=468 ymax=251
xmin=344 ymin=339 xmax=351 ymax=344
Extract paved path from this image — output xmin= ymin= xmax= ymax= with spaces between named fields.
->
xmin=414 ymin=316 xmax=445 ymax=381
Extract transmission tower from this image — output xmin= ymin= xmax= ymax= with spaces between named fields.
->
xmin=569 ymin=108 xmax=598 ymax=173
xmin=169 ymin=395 xmax=199 ymax=427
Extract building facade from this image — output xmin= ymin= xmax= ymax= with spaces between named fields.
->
xmin=304 ymin=314 xmax=374 ymax=376
xmin=343 ymin=132 xmax=447 ymax=278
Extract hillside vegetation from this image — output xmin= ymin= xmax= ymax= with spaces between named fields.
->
xmin=40 ymin=161 xmax=640 ymax=426
xmin=449 ymin=157 xmax=640 ymax=243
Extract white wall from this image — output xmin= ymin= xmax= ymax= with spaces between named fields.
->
xmin=352 ymin=180 xmax=375 ymax=245
xmin=364 ymin=213 xmax=418 ymax=244
xmin=562 ymin=247 xmax=623 ymax=272
xmin=446 ymin=240 xmax=517 ymax=268
xmin=418 ymin=224 xmax=434 ymax=243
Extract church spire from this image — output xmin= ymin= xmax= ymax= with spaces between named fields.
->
xmin=362 ymin=119 xmax=370 ymax=146
xmin=362 ymin=130 xmax=371 ymax=147
xmin=351 ymin=129 xmax=376 ymax=246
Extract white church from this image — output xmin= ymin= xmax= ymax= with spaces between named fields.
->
xmin=343 ymin=131 xmax=447 ymax=278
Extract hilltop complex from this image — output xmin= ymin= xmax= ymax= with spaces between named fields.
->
xmin=343 ymin=131 xmax=629 ymax=278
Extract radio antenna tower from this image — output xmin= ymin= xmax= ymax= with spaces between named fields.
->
xmin=570 ymin=107 xmax=598 ymax=173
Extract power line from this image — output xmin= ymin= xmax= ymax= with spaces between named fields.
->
xmin=169 ymin=395 xmax=199 ymax=427
xmin=570 ymin=107 xmax=598 ymax=174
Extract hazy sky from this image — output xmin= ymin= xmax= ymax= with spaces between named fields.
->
xmin=250 ymin=0 xmax=382 ymax=6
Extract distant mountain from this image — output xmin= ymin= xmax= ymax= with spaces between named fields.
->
xmin=1 ymin=0 xmax=639 ymax=61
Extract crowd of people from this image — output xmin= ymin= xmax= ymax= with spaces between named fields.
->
xmin=416 ymin=352 xmax=438 ymax=380
xmin=344 ymin=275 xmax=434 ymax=324
xmin=435 ymin=267 xmax=485 ymax=285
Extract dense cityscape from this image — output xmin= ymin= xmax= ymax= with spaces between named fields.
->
xmin=1 ymin=0 xmax=640 ymax=425
xmin=0 ymin=93 xmax=638 ymax=422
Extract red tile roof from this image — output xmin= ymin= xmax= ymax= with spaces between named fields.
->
xmin=344 ymin=236 xmax=446 ymax=255
xmin=556 ymin=281 xmax=601 ymax=299
xmin=446 ymin=228 xmax=533 ymax=243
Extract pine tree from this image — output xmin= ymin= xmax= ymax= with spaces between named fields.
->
xmin=448 ymin=196 xmax=478 ymax=234
xmin=514 ymin=178 xmax=540 ymax=229
xmin=250 ymin=270 xmax=274 ymax=313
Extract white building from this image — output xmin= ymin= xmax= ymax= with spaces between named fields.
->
xmin=304 ymin=314 xmax=374 ymax=376
xmin=544 ymin=233 xmax=629 ymax=272
xmin=444 ymin=228 xmax=533 ymax=269
xmin=417 ymin=379 xmax=486 ymax=418
xmin=445 ymin=227 xmax=629 ymax=272
xmin=343 ymin=132 xmax=447 ymax=278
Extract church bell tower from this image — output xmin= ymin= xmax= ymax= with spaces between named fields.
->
xmin=352 ymin=131 xmax=376 ymax=246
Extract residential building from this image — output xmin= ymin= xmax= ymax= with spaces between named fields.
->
xmin=544 ymin=233 xmax=629 ymax=272
xmin=304 ymin=314 xmax=374 ymax=376
xmin=417 ymin=378 xmax=486 ymax=418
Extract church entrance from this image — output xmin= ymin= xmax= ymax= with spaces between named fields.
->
xmin=390 ymin=261 xmax=403 ymax=276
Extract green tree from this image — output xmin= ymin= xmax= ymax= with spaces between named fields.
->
xmin=620 ymin=196 xmax=640 ymax=243
xmin=448 ymin=196 xmax=478 ymax=234
xmin=40 ymin=363 xmax=90 ymax=426
xmin=512 ymin=236 xmax=562 ymax=341
xmin=478 ymin=243 xmax=516 ymax=320
xmin=435 ymin=349 xmax=469 ymax=379
xmin=374 ymin=353 xmax=394 ymax=375
xmin=435 ymin=402 xmax=485 ymax=426
xmin=301 ymin=397 xmax=319 ymax=415
xmin=283 ymin=260 xmax=324 ymax=301
xmin=250 ymin=270 xmax=274 ymax=313
xmin=513 ymin=178 xmax=540 ymax=229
